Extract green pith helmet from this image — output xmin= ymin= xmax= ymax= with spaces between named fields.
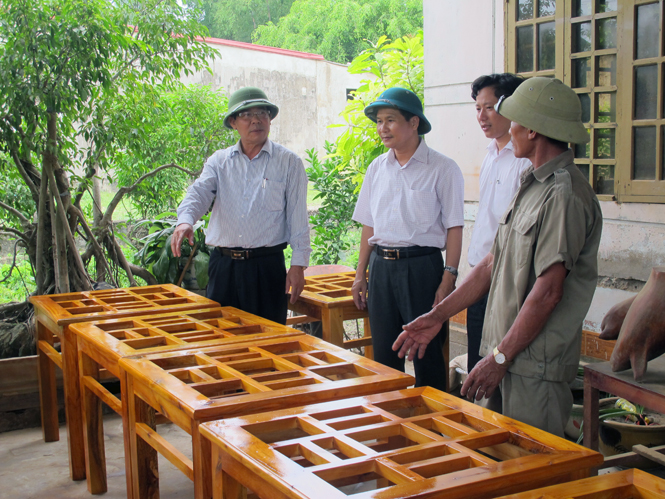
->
xmin=223 ymin=87 xmax=279 ymax=129
xmin=496 ymin=77 xmax=590 ymax=144
xmin=364 ymin=87 xmax=431 ymax=135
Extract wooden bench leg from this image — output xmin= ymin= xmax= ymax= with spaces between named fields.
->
xmin=211 ymin=445 xmax=245 ymax=499
xmin=321 ymin=308 xmax=344 ymax=348
xmin=194 ymin=423 xmax=212 ymax=499
xmin=63 ymin=329 xmax=87 ymax=480
xmin=37 ymin=320 xmax=59 ymax=443
xmin=80 ymin=350 xmax=107 ymax=494
xmin=363 ymin=318 xmax=373 ymax=360
xmin=127 ymin=377 xmax=159 ymax=499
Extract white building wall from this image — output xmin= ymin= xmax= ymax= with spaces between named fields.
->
xmin=182 ymin=39 xmax=365 ymax=159
xmin=423 ymin=0 xmax=665 ymax=332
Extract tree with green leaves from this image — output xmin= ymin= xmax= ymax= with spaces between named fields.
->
xmin=253 ymin=0 xmax=423 ymax=63
xmin=109 ymin=84 xmax=236 ymax=219
xmin=195 ymin=0 xmax=295 ymax=43
xmin=0 ymin=0 xmax=216 ymax=310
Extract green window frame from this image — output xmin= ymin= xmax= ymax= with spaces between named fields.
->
xmin=506 ymin=0 xmax=665 ymax=203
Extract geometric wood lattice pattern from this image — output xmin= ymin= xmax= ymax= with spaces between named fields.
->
xmin=200 ymin=387 xmax=603 ymax=499
xmin=120 ymin=336 xmax=415 ymax=499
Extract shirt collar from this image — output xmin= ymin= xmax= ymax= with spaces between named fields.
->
xmin=230 ymin=138 xmax=273 ymax=158
xmin=532 ymin=149 xmax=574 ymax=183
xmin=388 ymin=139 xmax=429 ymax=169
xmin=487 ymin=137 xmax=516 ymax=154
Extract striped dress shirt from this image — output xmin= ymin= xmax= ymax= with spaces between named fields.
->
xmin=177 ymin=139 xmax=311 ymax=267
xmin=353 ymin=139 xmax=465 ymax=249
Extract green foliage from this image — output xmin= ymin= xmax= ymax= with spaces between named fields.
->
xmin=253 ymin=0 xmax=423 ymax=63
xmin=0 ymin=154 xmax=35 ymax=230
xmin=108 ymin=84 xmax=236 ymax=219
xmin=306 ymin=143 xmax=361 ymax=265
xmin=334 ymin=30 xmax=424 ymax=183
xmin=0 ymin=260 xmax=35 ymax=303
xmin=194 ymin=0 xmax=294 ymax=43
xmin=134 ymin=214 xmax=210 ymax=288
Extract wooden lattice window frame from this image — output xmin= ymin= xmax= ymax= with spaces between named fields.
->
xmin=505 ymin=0 xmax=665 ymax=203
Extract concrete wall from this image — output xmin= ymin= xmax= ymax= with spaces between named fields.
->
xmin=182 ymin=38 xmax=365 ymax=159
xmin=423 ymin=0 xmax=665 ymax=332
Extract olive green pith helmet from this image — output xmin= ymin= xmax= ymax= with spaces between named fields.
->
xmin=496 ymin=77 xmax=590 ymax=144
xmin=223 ymin=87 xmax=279 ymax=130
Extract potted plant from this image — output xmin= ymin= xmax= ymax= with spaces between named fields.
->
xmin=133 ymin=213 xmax=210 ymax=291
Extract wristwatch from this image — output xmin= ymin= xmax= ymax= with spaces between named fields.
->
xmin=493 ymin=346 xmax=511 ymax=366
xmin=444 ymin=265 xmax=458 ymax=277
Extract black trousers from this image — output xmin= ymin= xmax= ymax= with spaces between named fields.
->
xmin=206 ymin=249 xmax=287 ymax=325
xmin=466 ymin=293 xmax=488 ymax=373
xmin=367 ymin=250 xmax=447 ymax=391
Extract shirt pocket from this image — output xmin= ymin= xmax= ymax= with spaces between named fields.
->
xmin=508 ymin=210 xmax=538 ymax=268
xmin=262 ymin=179 xmax=286 ymax=212
xmin=404 ymin=189 xmax=439 ymax=229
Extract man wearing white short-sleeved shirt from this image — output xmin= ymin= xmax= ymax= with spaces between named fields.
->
xmin=466 ymin=74 xmax=531 ymax=373
xmin=351 ymin=87 xmax=464 ymax=391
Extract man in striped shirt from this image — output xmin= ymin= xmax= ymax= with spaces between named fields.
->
xmin=351 ymin=87 xmax=465 ymax=390
xmin=173 ymin=87 xmax=311 ymax=324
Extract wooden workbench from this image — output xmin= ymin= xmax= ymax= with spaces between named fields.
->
xmin=119 ymin=335 xmax=415 ymax=499
xmin=70 ymin=306 xmax=302 ymax=495
xmin=200 ymin=386 xmax=602 ymax=499
xmin=29 ymin=284 xmax=218 ymax=481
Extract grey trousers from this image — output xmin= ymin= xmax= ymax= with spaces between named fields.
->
xmin=367 ymin=249 xmax=447 ymax=391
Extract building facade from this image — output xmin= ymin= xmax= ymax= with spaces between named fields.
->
xmin=424 ymin=0 xmax=665 ymax=331
xmin=183 ymin=37 xmax=365 ymax=159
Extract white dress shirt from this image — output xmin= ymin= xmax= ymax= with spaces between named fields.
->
xmin=352 ymin=140 xmax=465 ymax=248
xmin=177 ymin=139 xmax=311 ymax=267
xmin=467 ymin=139 xmax=531 ymax=266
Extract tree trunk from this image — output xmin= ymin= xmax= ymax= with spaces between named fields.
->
xmin=92 ymin=175 xmax=106 ymax=282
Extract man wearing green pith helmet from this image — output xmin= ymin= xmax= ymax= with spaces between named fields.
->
xmin=351 ymin=87 xmax=465 ymax=391
xmin=394 ymin=78 xmax=603 ymax=436
xmin=173 ymin=87 xmax=311 ymax=324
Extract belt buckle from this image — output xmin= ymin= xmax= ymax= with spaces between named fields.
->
xmin=382 ymin=248 xmax=398 ymax=260
xmin=231 ymin=250 xmax=249 ymax=260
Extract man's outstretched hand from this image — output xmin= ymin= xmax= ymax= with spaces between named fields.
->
xmin=393 ymin=312 xmax=444 ymax=361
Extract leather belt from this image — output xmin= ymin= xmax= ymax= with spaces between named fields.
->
xmin=375 ymin=245 xmax=439 ymax=260
xmin=216 ymin=242 xmax=287 ymax=260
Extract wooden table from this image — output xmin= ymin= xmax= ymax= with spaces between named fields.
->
xmin=287 ymin=271 xmax=373 ymax=356
xmin=119 ymin=335 xmax=414 ymax=499
xmin=70 ymin=306 xmax=302 ymax=495
xmin=496 ymin=469 xmax=665 ymax=498
xmin=29 ymin=284 xmax=218 ymax=481
xmin=583 ymin=355 xmax=665 ymax=461
xmin=200 ymin=386 xmax=602 ymax=499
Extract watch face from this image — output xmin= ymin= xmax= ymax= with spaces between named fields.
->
xmin=495 ymin=352 xmax=506 ymax=365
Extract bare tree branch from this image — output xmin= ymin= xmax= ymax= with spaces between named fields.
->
xmin=0 ymin=225 xmax=28 ymax=242
xmin=0 ymin=240 xmax=21 ymax=284
xmin=0 ymin=300 xmax=30 ymax=315
xmin=129 ymin=264 xmax=158 ymax=286
xmin=11 ymin=150 xmax=40 ymax=200
xmin=0 ymin=200 xmax=30 ymax=226
xmin=70 ymin=206 xmax=117 ymax=287
xmin=100 ymin=163 xmax=198 ymax=226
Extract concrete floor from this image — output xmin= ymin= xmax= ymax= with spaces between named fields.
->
xmin=0 ymin=413 xmax=194 ymax=498
xmin=0 ymin=360 xmax=417 ymax=499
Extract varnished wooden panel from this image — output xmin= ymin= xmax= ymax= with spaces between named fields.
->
xmin=29 ymin=284 xmax=217 ymax=481
xmin=72 ymin=307 xmax=303 ymax=495
xmin=120 ymin=336 xmax=414 ymax=499
xmin=497 ymin=469 xmax=665 ymax=498
xmin=30 ymin=284 xmax=217 ymax=326
xmin=200 ymin=386 xmax=603 ymax=499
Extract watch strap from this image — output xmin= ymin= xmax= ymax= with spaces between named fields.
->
xmin=444 ymin=265 xmax=458 ymax=277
